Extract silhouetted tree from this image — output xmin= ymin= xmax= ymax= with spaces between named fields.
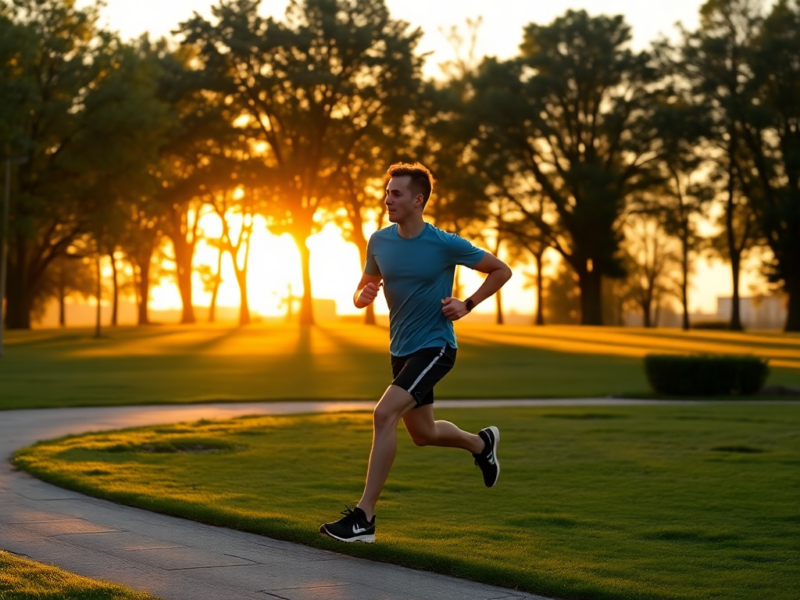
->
xmin=0 ymin=0 xmax=167 ymax=329
xmin=180 ymin=0 xmax=423 ymax=324
xmin=472 ymin=10 xmax=662 ymax=325
xmin=739 ymin=0 xmax=800 ymax=331
xmin=679 ymin=0 xmax=765 ymax=330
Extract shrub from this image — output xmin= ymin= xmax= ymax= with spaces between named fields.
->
xmin=644 ymin=354 xmax=769 ymax=396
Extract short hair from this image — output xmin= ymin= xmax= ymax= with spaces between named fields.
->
xmin=387 ymin=162 xmax=435 ymax=206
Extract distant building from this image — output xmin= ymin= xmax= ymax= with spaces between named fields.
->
xmin=715 ymin=295 xmax=787 ymax=330
xmin=619 ymin=295 xmax=787 ymax=329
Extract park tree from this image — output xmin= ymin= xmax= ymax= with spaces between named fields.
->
xmin=738 ymin=0 xmax=800 ymax=331
xmin=653 ymin=104 xmax=713 ymax=331
xmin=0 ymin=0 xmax=167 ymax=329
xmin=205 ymin=162 xmax=265 ymax=326
xmin=468 ymin=93 xmax=550 ymax=326
xmin=472 ymin=10 xmax=663 ymax=325
xmin=150 ymin=44 xmax=240 ymax=326
xmin=622 ymin=211 xmax=680 ymax=327
xmin=29 ymin=253 xmax=94 ymax=327
xmin=544 ymin=258 xmax=581 ymax=324
xmin=328 ymin=137 xmax=388 ymax=325
xmin=180 ymin=0 xmax=424 ymax=325
xmin=679 ymin=0 xmax=765 ymax=330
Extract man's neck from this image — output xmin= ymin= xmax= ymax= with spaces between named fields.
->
xmin=397 ymin=217 xmax=426 ymax=239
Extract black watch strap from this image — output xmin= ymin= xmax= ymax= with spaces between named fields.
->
xmin=464 ymin=298 xmax=475 ymax=312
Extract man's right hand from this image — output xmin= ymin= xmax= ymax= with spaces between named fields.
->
xmin=356 ymin=282 xmax=381 ymax=307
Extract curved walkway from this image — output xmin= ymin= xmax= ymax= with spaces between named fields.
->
xmin=0 ymin=399 xmax=772 ymax=600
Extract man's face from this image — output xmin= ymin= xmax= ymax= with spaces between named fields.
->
xmin=385 ymin=176 xmax=422 ymax=223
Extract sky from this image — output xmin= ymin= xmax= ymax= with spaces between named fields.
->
xmin=81 ymin=0 xmax=768 ymax=319
xmin=98 ymin=0 xmax=704 ymax=77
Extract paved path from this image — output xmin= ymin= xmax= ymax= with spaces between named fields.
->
xmin=0 ymin=399 xmax=778 ymax=600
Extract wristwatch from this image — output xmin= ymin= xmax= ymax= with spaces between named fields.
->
xmin=464 ymin=298 xmax=475 ymax=313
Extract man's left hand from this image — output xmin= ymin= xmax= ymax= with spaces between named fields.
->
xmin=441 ymin=297 xmax=469 ymax=321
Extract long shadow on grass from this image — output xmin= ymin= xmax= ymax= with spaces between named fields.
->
xmin=458 ymin=327 xmax=800 ymax=366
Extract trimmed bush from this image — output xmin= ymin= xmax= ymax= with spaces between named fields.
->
xmin=644 ymin=354 xmax=769 ymax=396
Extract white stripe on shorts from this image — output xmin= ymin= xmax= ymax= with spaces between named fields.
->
xmin=407 ymin=345 xmax=447 ymax=394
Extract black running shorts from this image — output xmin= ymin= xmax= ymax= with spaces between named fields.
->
xmin=391 ymin=344 xmax=457 ymax=408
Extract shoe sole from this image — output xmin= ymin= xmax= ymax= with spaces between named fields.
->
xmin=487 ymin=426 xmax=500 ymax=488
xmin=319 ymin=525 xmax=375 ymax=543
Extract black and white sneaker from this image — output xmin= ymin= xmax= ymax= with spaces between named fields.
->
xmin=473 ymin=426 xmax=500 ymax=487
xmin=319 ymin=506 xmax=375 ymax=543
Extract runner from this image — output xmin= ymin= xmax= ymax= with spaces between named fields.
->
xmin=319 ymin=162 xmax=512 ymax=543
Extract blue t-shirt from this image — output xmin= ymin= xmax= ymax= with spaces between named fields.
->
xmin=365 ymin=223 xmax=485 ymax=356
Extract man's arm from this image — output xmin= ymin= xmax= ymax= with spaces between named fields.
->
xmin=442 ymin=253 xmax=512 ymax=321
xmin=354 ymin=273 xmax=383 ymax=309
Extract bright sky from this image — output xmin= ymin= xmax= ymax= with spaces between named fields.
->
xmin=89 ymin=0 xmax=765 ymax=319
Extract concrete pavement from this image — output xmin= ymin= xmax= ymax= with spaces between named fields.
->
xmin=0 ymin=398 xmax=756 ymax=600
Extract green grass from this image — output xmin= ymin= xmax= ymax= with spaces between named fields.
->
xmin=2 ymin=323 xmax=799 ymax=410
xmin=0 ymin=550 xmax=160 ymax=599
xmin=13 ymin=404 xmax=800 ymax=600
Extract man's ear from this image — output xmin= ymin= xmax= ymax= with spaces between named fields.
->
xmin=415 ymin=194 xmax=425 ymax=208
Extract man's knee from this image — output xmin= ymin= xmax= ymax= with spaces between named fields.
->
xmin=373 ymin=405 xmax=396 ymax=430
xmin=409 ymin=430 xmax=433 ymax=447
xmin=373 ymin=386 xmax=413 ymax=430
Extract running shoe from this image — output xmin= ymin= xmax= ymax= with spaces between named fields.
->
xmin=319 ymin=506 xmax=375 ymax=543
xmin=473 ymin=426 xmax=500 ymax=487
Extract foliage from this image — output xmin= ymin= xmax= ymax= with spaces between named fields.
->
xmin=178 ymin=0 xmax=424 ymax=324
xmin=740 ymin=0 xmax=800 ymax=330
xmin=0 ymin=0 xmax=169 ymax=329
xmin=471 ymin=11 xmax=663 ymax=325
xmin=644 ymin=353 xmax=769 ymax=395
xmin=4 ymin=1 xmax=800 ymax=330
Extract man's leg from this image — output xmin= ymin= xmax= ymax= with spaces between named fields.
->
xmin=402 ymin=404 xmax=484 ymax=453
xmin=356 ymin=385 xmax=416 ymax=521
xmin=404 ymin=404 xmax=501 ymax=488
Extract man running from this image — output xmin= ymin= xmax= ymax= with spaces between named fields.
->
xmin=319 ymin=162 xmax=512 ymax=543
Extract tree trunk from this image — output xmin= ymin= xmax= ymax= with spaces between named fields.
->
xmin=208 ymin=245 xmax=223 ymax=323
xmin=726 ymin=137 xmax=744 ymax=332
xmin=641 ymin=296 xmax=652 ymax=328
xmin=235 ymin=235 xmax=253 ymax=326
xmin=5 ymin=237 xmax=32 ymax=330
xmin=493 ymin=237 xmax=504 ymax=325
xmin=174 ymin=238 xmax=196 ymax=324
xmin=453 ymin=265 xmax=463 ymax=300
xmin=168 ymin=206 xmax=199 ymax=325
xmin=134 ymin=242 xmax=155 ymax=326
xmin=578 ymin=267 xmax=603 ymax=325
xmin=534 ymin=250 xmax=545 ymax=326
xmin=94 ymin=254 xmax=102 ymax=338
xmin=109 ymin=250 xmax=119 ymax=327
xmin=785 ymin=278 xmax=800 ymax=332
xmin=729 ymin=253 xmax=744 ymax=331
xmin=294 ymin=234 xmax=315 ymax=326
xmin=681 ymin=227 xmax=690 ymax=331
xmin=236 ymin=268 xmax=250 ymax=326
xmin=58 ymin=264 xmax=66 ymax=328
xmin=354 ymin=237 xmax=375 ymax=326
xmin=495 ymin=288 xmax=504 ymax=325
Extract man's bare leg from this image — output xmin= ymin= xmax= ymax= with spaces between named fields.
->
xmin=356 ymin=385 xmax=416 ymax=521
xmin=402 ymin=404 xmax=485 ymax=453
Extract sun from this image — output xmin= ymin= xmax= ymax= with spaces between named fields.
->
xmin=149 ymin=214 xmax=369 ymax=318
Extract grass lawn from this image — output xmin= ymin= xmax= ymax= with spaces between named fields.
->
xmin=2 ymin=323 xmax=799 ymax=410
xmin=0 ymin=550 xmax=160 ymax=599
xmin=13 ymin=404 xmax=800 ymax=600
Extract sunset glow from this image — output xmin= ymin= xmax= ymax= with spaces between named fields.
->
xmin=68 ymin=0 xmax=771 ymax=323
